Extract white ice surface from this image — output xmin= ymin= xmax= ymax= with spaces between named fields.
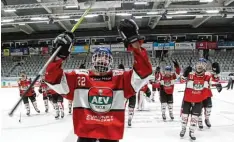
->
xmin=1 ymin=84 xmax=234 ymax=142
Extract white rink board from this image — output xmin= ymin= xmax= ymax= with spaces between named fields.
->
xmin=1 ymin=84 xmax=234 ymax=142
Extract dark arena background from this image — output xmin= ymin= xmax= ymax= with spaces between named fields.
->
xmin=1 ymin=0 xmax=234 ymax=142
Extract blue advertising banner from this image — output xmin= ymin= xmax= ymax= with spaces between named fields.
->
xmin=153 ymin=42 xmax=175 ymax=50
xmin=10 ymin=48 xmax=23 ymax=56
xmin=218 ymin=41 xmax=234 ymax=49
xmin=23 ymin=47 xmax=29 ymax=55
xmin=71 ymin=45 xmax=89 ymax=53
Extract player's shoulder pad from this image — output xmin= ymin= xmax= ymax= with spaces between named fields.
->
xmin=74 ymin=69 xmax=89 ymax=75
xmin=205 ymin=71 xmax=211 ymax=76
xmin=112 ymin=69 xmax=124 ymax=76
xmin=188 ymin=72 xmax=195 ymax=79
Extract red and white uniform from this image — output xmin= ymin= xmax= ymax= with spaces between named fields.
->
xmin=160 ymin=67 xmax=180 ymax=94
xmin=39 ymin=81 xmax=49 ymax=97
xmin=205 ymin=72 xmax=220 ymax=99
xmin=184 ymin=73 xmax=211 ymax=103
xmin=45 ymin=47 xmax=152 ymax=140
xmin=47 ymin=87 xmax=58 ymax=95
xmin=152 ymin=72 xmax=162 ymax=89
xmin=138 ymin=84 xmax=149 ymax=110
xmin=18 ymin=78 xmax=33 ymax=97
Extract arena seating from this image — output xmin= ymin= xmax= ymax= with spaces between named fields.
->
xmin=1 ymin=50 xmax=234 ymax=77
xmin=1 ymin=56 xmax=18 ymax=77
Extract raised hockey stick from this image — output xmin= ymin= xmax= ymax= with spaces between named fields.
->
xmin=159 ymin=38 xmax=167 ymax=66
xmin=8 ymin=4 xmax=93 ymax=117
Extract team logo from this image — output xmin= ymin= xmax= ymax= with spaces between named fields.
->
xmin=193 ymin=80 xmax=204 ymax=90
xmin=164 ymin=81 xmax=171 ymax=86
xmin=88 ymin=87 xmax=113 ymax=113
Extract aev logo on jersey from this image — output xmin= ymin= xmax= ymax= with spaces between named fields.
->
xmin=88 ymin=87 xmax=113 ymax=113
xmin=193 ymin=80 xmax=204 ymax=91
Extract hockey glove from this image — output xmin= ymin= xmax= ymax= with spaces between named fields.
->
xmin=118 ymin=19 xmax=143 ymax=47
xmin=173 ymin=59 xmax=179 ymax=68
xmin=183 ymin=66 xmax=193 ymax=78
xmin=52 ymin=31 xmax=75 ymax=60
xmin=212 ymin=62 xmax=220 ymax=74
xmin=216 ymin=83 xmax=222 ymax=93
xmin=38 ymin=88 xmax=42 ymax=94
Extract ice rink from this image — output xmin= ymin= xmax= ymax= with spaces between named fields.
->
xmin=1 ymin=84 xmax=234 ymax=142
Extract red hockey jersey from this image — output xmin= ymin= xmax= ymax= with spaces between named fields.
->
xmin=47 ymin=88 xmax=58 ymax=95
xmin=152 ymin=72 xmax=162 ymax=89
xmin=41 ymin=81 xmax=57 ymax=95
xmin=140 ymin=84 xmax=148 ymax=93
xmin=160 ymin=67 xmax=180 ymax=95
xmin=45 ymin=47 xmax=152 ymax=140
xmin=184 ymin=72 xmax=211 ymax=103
xmin=18 ymin=78 xmax=33 ymax=97
xmin=206 ymin=72 xmax=220 ymax=98
xmin=39 ymin=81 xmax=49 ymax=96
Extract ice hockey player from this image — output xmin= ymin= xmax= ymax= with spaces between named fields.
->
xmin=198 ymin=62 xmax=222 ymax=129
xmin=38 ymin=76 xmax=54 ymax=113
xmin=47 ymin=87 xmax=64 ymax=119
xmin=68 ymin=100 xmax=73 ymax=114
xmin=117 ymin=64 xmax=136 ymax=127
xmin=180 ymin=58 xmax=222 ymax=140
xmin=68 ymin=64 xmax=86 ymax=114
xmin=18 ymin=71 xmax=40 ymax=116
xmin=159 ymin=60 xmax=180 ymax=121
xmin=150 ymin=66 xmax=162 ymax=102
xmin=137 ymin=84 xmax=151 ymax=111
xmin=44 ymin=19 xmax=152 ymax=142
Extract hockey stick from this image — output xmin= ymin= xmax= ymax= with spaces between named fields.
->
xmin=8 ymin=5 xmax=93 ymax=117
xmin=19 ymin=101 xmax=22 ymax=123
xmin=159 ymin=38 xmax=167 ymax=66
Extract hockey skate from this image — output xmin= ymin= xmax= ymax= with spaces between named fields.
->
xmin=180 ymin=128 xmax=186 ymax=138
xmin=35 ymin=109 xmax=40 ymax=113
xmin=68 ymin=108 xmax=72 ymax=114
xmin=45 ymin=108 xmax=49 ymax=113
xmin=26 ymin=110 xmax=30 ymax=116
xmin=162 ymin=114 xmax=166 ymax=121
xmin=55 ymin=110 xmax=60 ymax=119
xmin=169 ymin=113 xmax=174 ymax=120
xmin=198 ymin=120 xmax=203 ymax=129
xmin=32 ymin=102 xmax=40 ymax=113
xmin=205 ymin=119 xmax=211 ymax=128
xmin=44 ymin=100 xmax=49 ymax=113
xmin=189 ymin=131 xmax=196 ymax=140
xmin=128 ymin=107 xmax=134 ymax=127
xmin=61 ymin=111 xmax=64 ymax=118
xmin=128 ymin=118 xmax=132 ymax=127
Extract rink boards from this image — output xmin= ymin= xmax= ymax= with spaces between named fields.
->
xmin=1 ymin=84 xmax=234 ymax=142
